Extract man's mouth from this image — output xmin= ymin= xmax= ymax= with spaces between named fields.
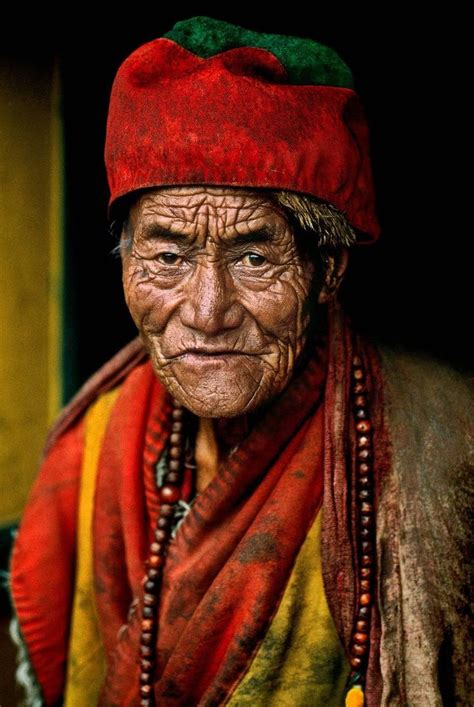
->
xmin=173 ymin=348 xmax=249 ymax=364
xmin=183 ymin=348 xmax=245 ymax=356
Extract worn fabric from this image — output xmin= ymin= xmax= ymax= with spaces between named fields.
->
xmin=63 ymin=384 xmax=350 ymax=705
xmin=105 ymin=16 xmax=381 ymax=242
xmin=9 ymin=300 xmax=473 ymax=705
xmin=93 ymin=333 xmax=331 ymax=705
xmin=64 ymin=387 xmax=120 ymax=706
xmin=375 ymin=345 xmax=474 ymax=705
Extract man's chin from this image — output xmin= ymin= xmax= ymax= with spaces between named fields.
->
xmin=163 ymin=367 xmax=269 ymax=418
xmin=171 ymin=383 xmax=259 ymax=418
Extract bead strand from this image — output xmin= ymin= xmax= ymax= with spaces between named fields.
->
xmin=139 ymin=398 xmax=187 ymax=706
xmin=345 ymin=353 xmax=376 ymax=707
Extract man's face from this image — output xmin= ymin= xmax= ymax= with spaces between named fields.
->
xmin=121 ymin=186 xmax=320 ymax=418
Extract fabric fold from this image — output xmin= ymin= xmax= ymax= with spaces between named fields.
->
xmin=9 ymin=299 xmax=388 ymax=706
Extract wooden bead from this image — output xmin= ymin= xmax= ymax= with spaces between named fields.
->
xmin=361 ymin=502 xmax=373 ymax=513
xmin=353 ymin=631 xmax=369 ymax=643
xmin=141 ymin=658 xmax=153 ymax=672
xmin=360 ymin=579 xmax=371 ymax=591
xmin=170 ymin=432 xmax=182 ymax=445
xmin=353 ymin=383 xmax=366 ymax=394
xmin=168 ymin=459 xmax=181 ymax=472
xmin=361 ymin=555 xmax=373 ymax=566
xmin=169 ymin=447 xmax=182 ymax=459
xmin=147 ymin=568 xmax=159 ymax=580
xmin=355 ymin=408 xmax=367 ymax=419
xmin=356 ymin=420 xmax=372 ymax=433
xmin=172 ymin=408 xmax=184 ymax=420
xmin=160 ymin=504 xmax=174 ymax=517
xmin=350 ymin=656 xmax=362 ymax=669
xmin=358 ymin=462 xmax=370 ymax=474
xmin=352 ymin=368 xmax=364 ymax=381
xmin=140 ymin=672 xmax=152 ymax=684
xmin=140 ymin=684 xmax=153 ymax=696
xmin=165 ymin=472 xmax=180 ymax=484
xmin=141 ymin=619 xmax=154 ymax=632
xmin=171 ymin=421 xmax=183 ymax=432
xmin=157 ymin=517 xmax=171 ymax=529
xmin=360 ymin=593 xmax=372 ymax=606
xmin=148 ymin=555 xmax=164 ymax=569
xmin=150 ymin=542 xmax=164 ymax=555
xmin=357 ymin=449 xmax=371 ymax=461
xmin=160 ymin=485 xmax=181 ymax=504
xmin=360 ymin=567 xmax=372 ymax=578
xmin=352 ymin=643 xmax=368 ymax=656
xmin=144 ymin=580 xmax=157 ymax=593
xmin=360 ymin=528 xmax=370 ymax=538
xmin=144 ymin=593 xmax=157 ymax=606
xmin=361 ymin=515 xmax=373 ymax=528
xmin=154 ymin=529 xmax=167 ymax=542
xmin=361 ymin=541 xmax=373 ymax=553
xmin=357 ymin=436 xmax=370 ymax=448
xmin=140 ymin=645 xmax=153 ymax=658
xmin=352 ymin=355 xmax=362 ymax=367
xmin=358 ymin=476 xmax=370 ymax=487
xmin=356 ymin=619 xmax=369 ymax=632
xmin=140 ymin=699 xmax=152 ymax=707
xmin=358 ymin=489 xmax=371 ymax=501
xmin=354 ymin=394 xmax=367 ymax=407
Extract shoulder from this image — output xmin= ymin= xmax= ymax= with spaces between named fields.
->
xmin=43 ymin=335 xmax=149 ymax=458
xmin=372 ymin=339 xmax=473 ymax=528
xmin=369 ymin=345 xmax=473 ymax=703
xmin=375 ymin=341 xmax=473 ymax=403
xmin=374 ymin=341 xmax=473 ymax=449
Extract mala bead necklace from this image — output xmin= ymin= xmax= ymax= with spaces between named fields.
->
xmin=138 ymin=350 xmax=376 ymax=706
xmin=344 ymin=352 xmax=376 ymax=707
xmin=138 ymin=398 xmax=190 ymax=706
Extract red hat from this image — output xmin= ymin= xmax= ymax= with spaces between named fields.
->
xmin=104 ymin=17 xmax=381 ymax=243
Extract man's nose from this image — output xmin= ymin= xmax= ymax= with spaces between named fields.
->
xmin=178 ymin=259 xmax=243 ymax=335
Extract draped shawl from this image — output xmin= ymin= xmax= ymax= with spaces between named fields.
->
xmin=9 ymin=299 xmax=473 ymax=705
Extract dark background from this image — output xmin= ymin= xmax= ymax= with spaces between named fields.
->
xmin=5 ymin=9 xmax=472 ymax=389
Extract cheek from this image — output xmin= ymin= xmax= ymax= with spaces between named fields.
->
xmin=239 ymin=272 xmax=311 ymax=340
xmin=122 ymin=266 xmax=176 ymax=332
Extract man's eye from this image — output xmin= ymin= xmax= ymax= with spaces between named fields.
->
xmin=158 ymin=252 xmax=181 ymax=265
xmin=241 ymin=252 xmax=267 ymax=267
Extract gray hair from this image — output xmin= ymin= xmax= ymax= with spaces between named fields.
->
xmin=272 ymin=190 xmax=356 ymax=248
xmin=109 ymin=188 xmax=357 ymax=259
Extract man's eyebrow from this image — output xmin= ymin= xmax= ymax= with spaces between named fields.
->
xmin=230 ymin=229 xmax=274 ymax=245
xmin=139 ymin=223 xmax=275 ymax=244
xmin=140 ymin=223 xmax=189 ymax=242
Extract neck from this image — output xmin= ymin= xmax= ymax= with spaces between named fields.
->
xmin=194 ymin=412 xmax=254 ymax=493
xmin=193 ymin=312 xmax=329 ymax=494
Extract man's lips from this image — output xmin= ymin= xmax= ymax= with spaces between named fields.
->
xmin=170 ymin=348 xmax=249 ymax=360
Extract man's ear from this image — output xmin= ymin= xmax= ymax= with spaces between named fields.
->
xmin=317 ymin=247 xmax=349 ymax=304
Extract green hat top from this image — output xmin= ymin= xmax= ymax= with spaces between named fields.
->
xmin=163 ymin=15 xmax=354 ymax=88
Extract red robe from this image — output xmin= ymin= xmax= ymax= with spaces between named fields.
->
xmin=9 ymin=300 xmax=390 ymax=705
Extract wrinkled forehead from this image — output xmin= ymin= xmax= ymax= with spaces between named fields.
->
xmin=129 ymin=185 xmax=291 ymax=239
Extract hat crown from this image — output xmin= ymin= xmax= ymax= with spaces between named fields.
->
xmin=105 ymin=16 xmax=380 ymax=243
xmin=162 ymin=16 xmax=354 ymax=88
xmin=124 ymin=40 xmax=289 ymax=88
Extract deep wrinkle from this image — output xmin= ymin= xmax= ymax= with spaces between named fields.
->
xmin=121 ymin=186 xmax=348 ymax=425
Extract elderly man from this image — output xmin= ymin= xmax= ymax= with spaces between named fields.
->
xmin=9 ymin=16 xmax=472 ymax=707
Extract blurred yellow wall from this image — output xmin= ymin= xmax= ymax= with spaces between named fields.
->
xmin=0 ymin=57 xmax=64 ymax=526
